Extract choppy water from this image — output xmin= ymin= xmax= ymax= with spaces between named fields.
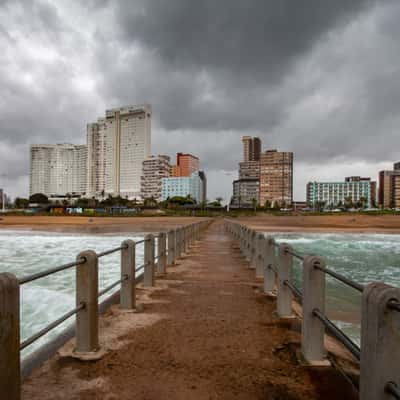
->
xmin=0 ymin=230 xmax=144 ymax=357
xmin=268 ymin=232 xmax=400 ymax=344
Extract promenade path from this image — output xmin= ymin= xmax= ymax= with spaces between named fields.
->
xmin=23 ymin=220 xmax=358 ymax=399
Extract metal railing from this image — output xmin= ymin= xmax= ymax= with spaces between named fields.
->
xmin=0 ymin=220 xmax=212 ymax=399
xmin=225 ymin=219 xmax=400 ymax=400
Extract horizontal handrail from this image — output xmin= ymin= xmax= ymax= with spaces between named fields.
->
xmin=98 ymin=275 xmax=128 ymax=298
xmin=312 ymin=308 xmax=361 ymax=361
xmin=285 ymin=248 xmax=305 ymax=261
xmin=19 ymin=258 xmax=86 ymax=285
xmin=20 ymin=302 xmax=85 ymax=350
xmin=97 ymin=245 xmax=126 ymax=258
xmin=283 ymin=280 xmax=303 ymax=302
xmin=313 ymin=262 xmax=364 ymax=293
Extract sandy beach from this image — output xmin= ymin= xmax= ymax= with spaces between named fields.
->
xmin=237 ymin=214 xmax=400 ymax=233
xmin=0 ymin=216 xmax=207 ymax=233
xmin=1 ymin=214 xmax=400 ymax=234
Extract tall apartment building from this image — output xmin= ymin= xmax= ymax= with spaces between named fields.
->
xmin=170 ymin=153 xmax=199 ymax=177
xmin=86 ymin=118 xmax=107 ymax=198
xmin=259 ymin=150 xmax=293 ymax=206
xmin=29 ymin=144 xmax=87 ymax=198
xmin=307 ymin=177 xmax=375 ymax=208
xmin=231 ymin=178 xmax=260 ymax=207
xmin=378 ymin=163 xmax=400 ymax=208
xmin=242 ymin=136 xmax=261 ymax=161
xmin=239 ymin=161 xmax=260 ymax=179
xmin=87 ymin=104 xmax=151 ymax=199
xmin=141 ymin=155 xmax=170 ymax=202
xmin=161 ymin=172 xmax=204 ymax=203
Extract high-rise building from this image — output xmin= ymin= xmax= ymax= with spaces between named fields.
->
xmin=378 ymin=163 xmax=400 ymax=208
xmin=29 ymin=144 xmax=87 ymax=198
xmin=86 ymin=118 xmax=107 ymax=198
xmin=242 ymin=136 xmax=261 ymax=162
xmin=141 ymin=155 xmax=170 ymax=202
xmin=239 ymin=161 xmax=260 ymax=179
xmin=87 ymin=104 xmax=151 ymax=199
xmin=161 ymin=172 xmax=204 ymax=203
xmin=259 ymin=150 xmax=293 ymax=206
xmin=170 ymin=153 xmax=200 ymax=177
xmin=307 ymin=177 xmax=375 ymax=208
xmin=231 ymin=178 xmax=260 ymax=207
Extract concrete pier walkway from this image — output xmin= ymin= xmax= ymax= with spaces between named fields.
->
xmin=23 ymin=221 xmax=358 ymax=399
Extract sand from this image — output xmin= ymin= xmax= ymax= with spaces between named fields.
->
xmin=236 ymin=213 xmax=400 ymax=233
xmin=0 ymin=216 xmax=207 ymax=233
xmin=2 ymin=214 xmax=400 ymax=234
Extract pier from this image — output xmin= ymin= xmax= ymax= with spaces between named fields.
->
xmin=1 ymin=219 xmax=400 ymax=399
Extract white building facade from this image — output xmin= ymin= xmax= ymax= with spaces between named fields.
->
xmin=86 ymin=104 xmax=151 ymax=199
xmin=161 ymin=172 xmax=204 ymax=203
xmin=30 ymin=144 xmax=87 ymax=198
xmin=141 ymin=155 xmax=170 ymax=202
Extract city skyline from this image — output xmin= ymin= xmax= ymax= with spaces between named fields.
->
xmin=2 ymin=1 xmax=400 ymax=202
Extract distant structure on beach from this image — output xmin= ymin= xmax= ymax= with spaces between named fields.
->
xmin=231 ymin=136 xmax=293 ymax=208
xmin=141 ymin=155 xmax=171 ymax=202
xmin=29 ymin=144 xmax=87 ymax=200
xmin=87 ymin=104 xmax=152 ymax=200
xmin=161 ymin=152 xmax=206 ymax=204
xmin=307 ymin=176 xmax=376 ymax=208
xmin=378 ymin=162 xmax=400 ymax=208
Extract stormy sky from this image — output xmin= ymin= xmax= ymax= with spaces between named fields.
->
xmin=0 ymin=0 xmax=399 ymax=201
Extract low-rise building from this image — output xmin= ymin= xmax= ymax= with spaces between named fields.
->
xmin=307 ymin=177 xmax=376 ymax=208
xmin=231 ymin=178 xmax=259 ymax=207
xmin=141 ymin=155 xmax=170 ymax=202
xmin=161 ymin=172 xmax=204 ymax=204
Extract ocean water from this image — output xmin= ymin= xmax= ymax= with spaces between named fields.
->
xmin=268 ymin=232 xmax=400 ymax=344
xmin=0 ymin=230 xmax=145 ymax=357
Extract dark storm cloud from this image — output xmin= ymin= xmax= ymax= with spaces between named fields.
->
xmin=104 ymin=0 xmax=373 ymax=132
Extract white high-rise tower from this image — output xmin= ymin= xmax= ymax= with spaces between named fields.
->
xmin=86 ymin=104 xmax=152 ymax=199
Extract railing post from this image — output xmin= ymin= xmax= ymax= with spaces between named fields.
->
xmin=144 ymin=234 xmax=155 ymax=287
xmin=184 ymin=226 xmax=190 ymax=253
xmin=75 ymin=250 xmax=100 ymax=356
xmin=167 ymin=229 xmax=176 ymax=265
xmin=249 ymin=230 xmax=257 ymax=268
xmin=157 ymin=232 xmax=167 ymax=274
xmin=120 ymin=240 xmax=136 ymax=310
xmin=277 ymin=243 xmax=293 ymax=317
xmin=0 ymin=273 xmax=20 ymax=400
xmin=360 ymin=283 xmax=400 ymax=400
xmin=301 ymin=256 xmax=326 ymax=363
xmin=255 ymin=233 xmax=265 ymax=278
xmin=264 ymin=237 xmax=276 ymax=293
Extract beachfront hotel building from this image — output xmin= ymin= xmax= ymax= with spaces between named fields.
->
xmin=378 ymin=163 xmax=400 ymax=208
xmin=259 ymin=150 xmax=293 ymax=206
xmin=86 ymin=104 xmax=152 ymax=199
xmin=170 ymin=153 xmax=200 ymax=177
xmin=29 ymin=144 xmax=87 ymax=198
xmin=161 ymin=172 xmax=205 ymax=204
xmin=140 ymin=155 xmax=171 ymax=202
xmin=306 ymin=177 xmax=375 ymax=208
